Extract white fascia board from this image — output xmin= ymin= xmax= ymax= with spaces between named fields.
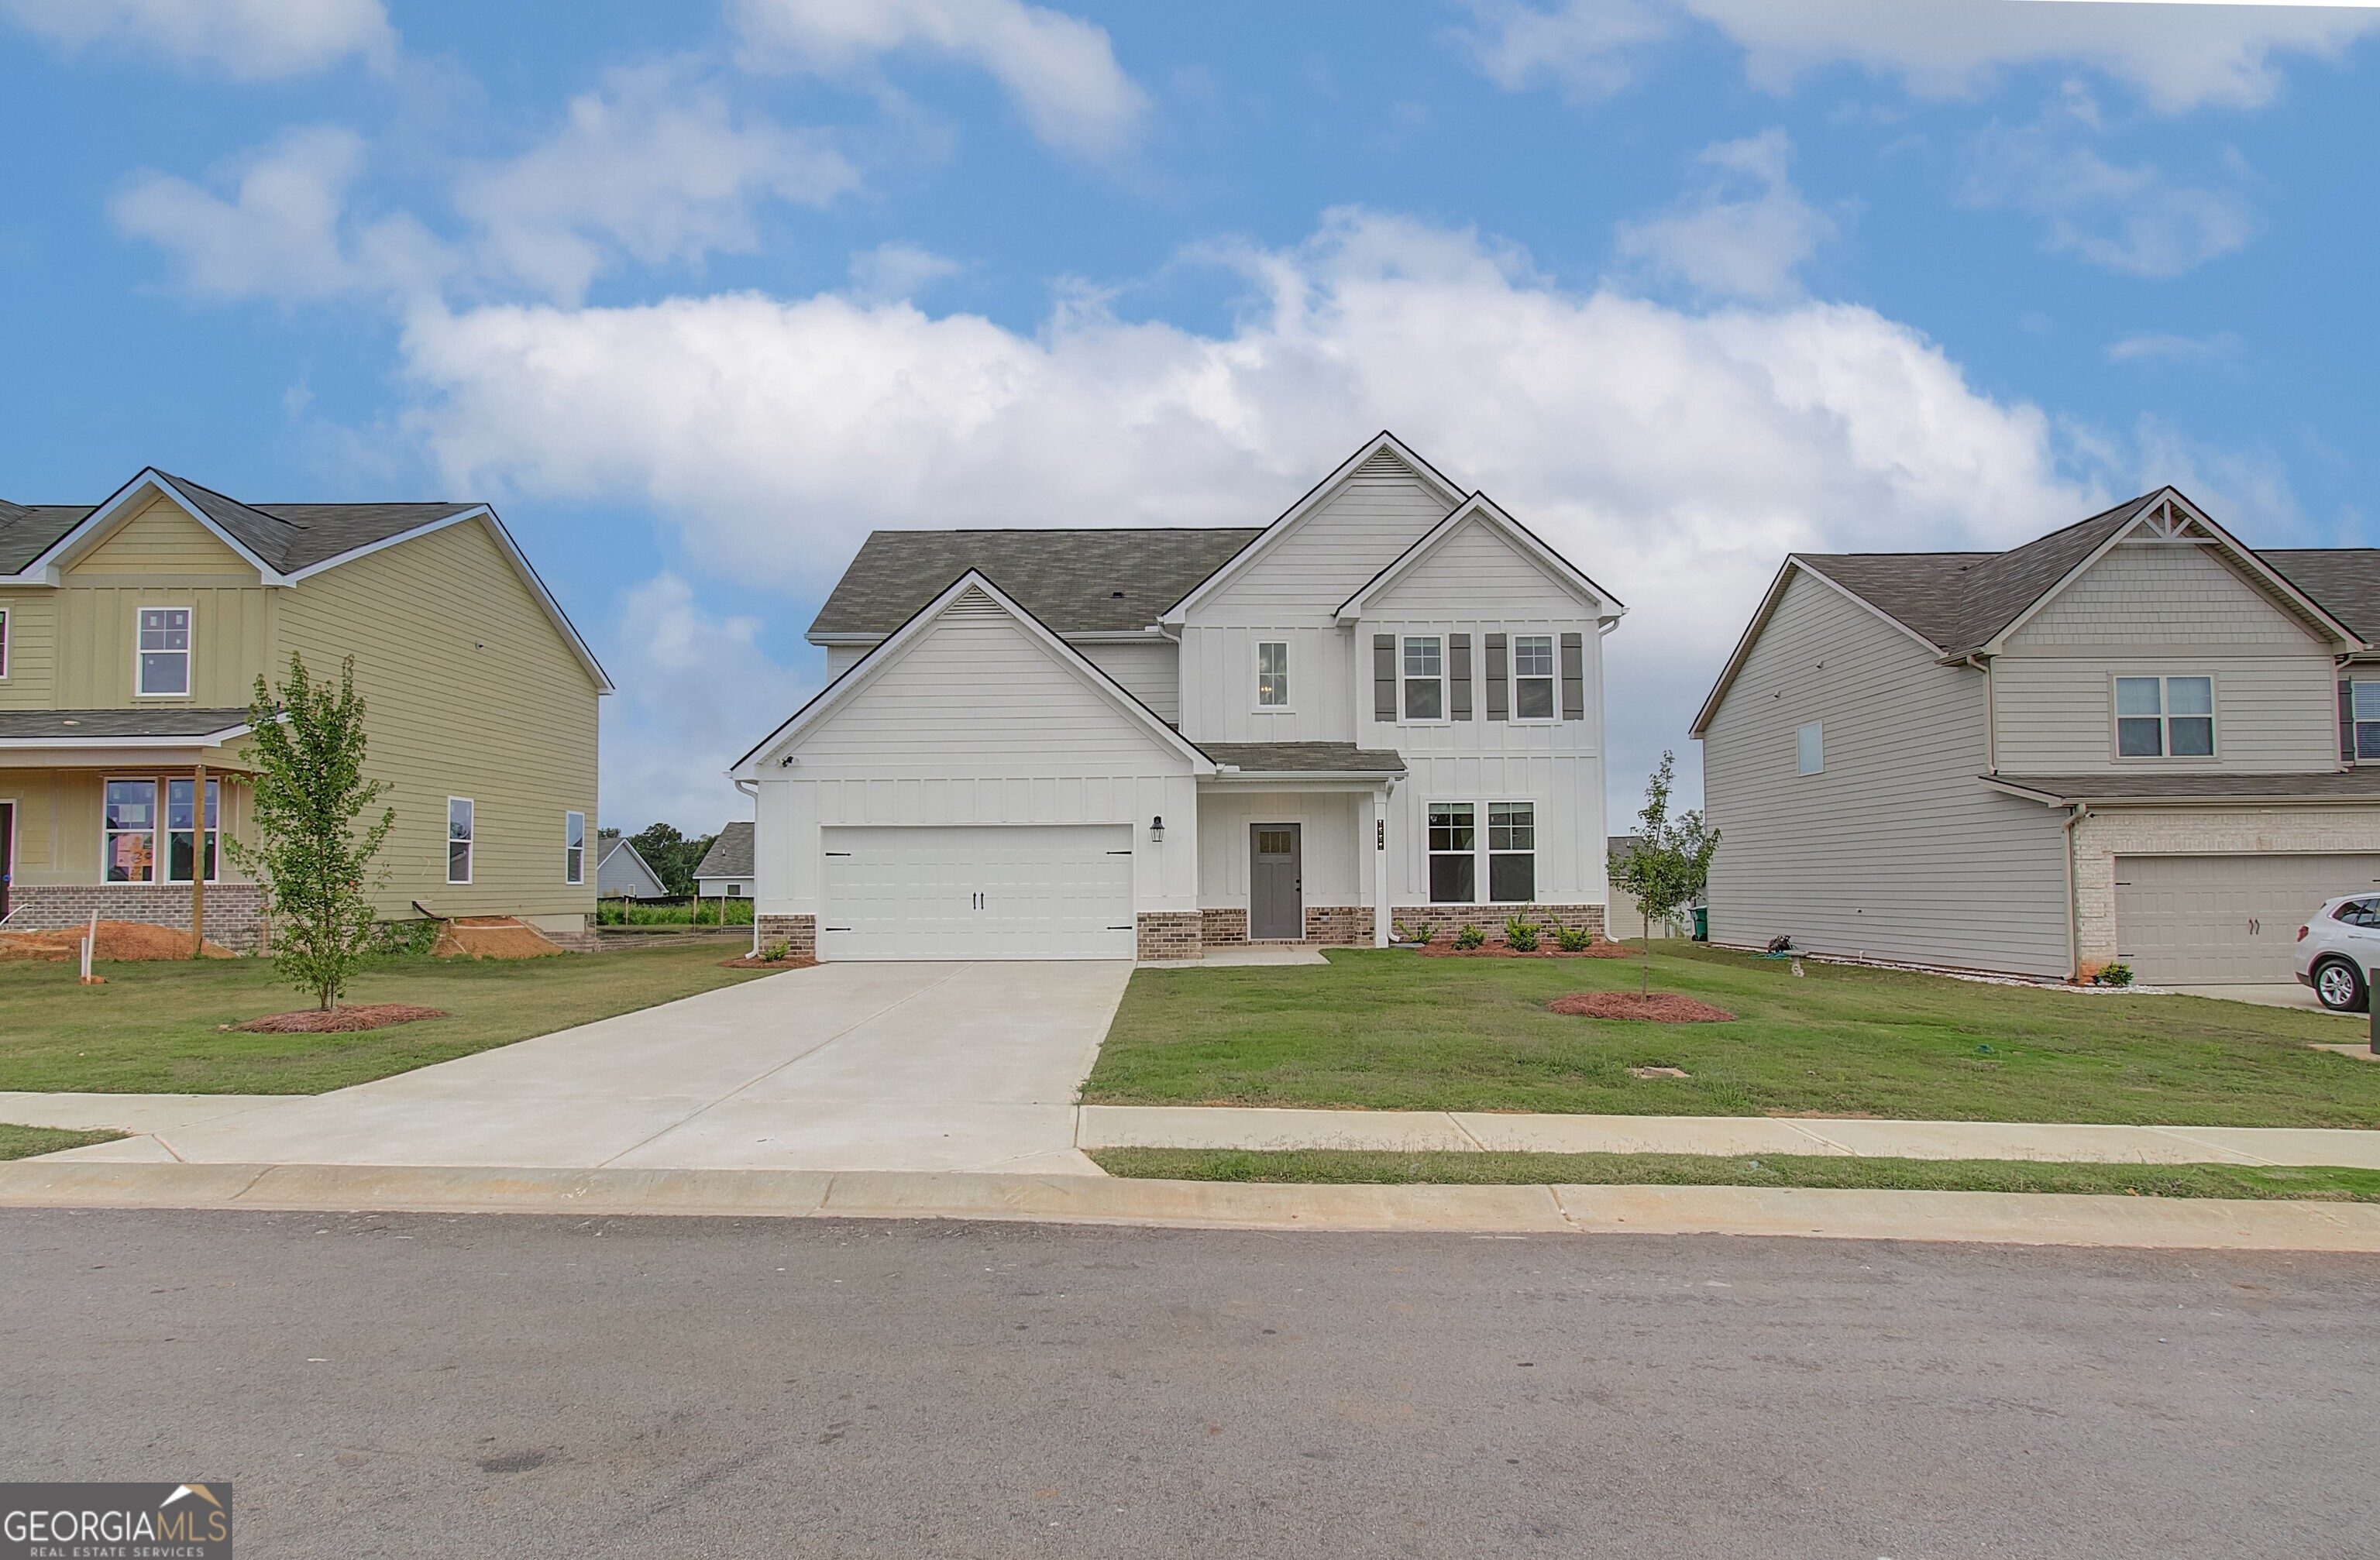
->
xmin=9 ymin=469 xmax=288 ymax=585
xmin=1335 ymin=492 xmax=1625 ymax=624
xmin=731 ymin=569 xmax=1216 ymax=779
xmin=0 ymin=723 xmax=252 ymax=752
xmin=1159 ymin=431 xmax=1468 ymax=627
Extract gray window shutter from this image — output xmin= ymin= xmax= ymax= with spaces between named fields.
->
xmin=1485 ymin=633 xmax=1508 ymax=721
xmin=1560 ymin=633 xmax=1585 ymax=721
xmin=1449 ymin=633 xmax=1472 ymax=720
xmin=2344 ymin=679 xmax=2357 ymax=762
xmin=1374 ymin=635 xmax=1397 ymax=723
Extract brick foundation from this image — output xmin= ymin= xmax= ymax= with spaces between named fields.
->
xmin=755 ymin=914 xmax=817 ymax=959
xmin=1200 ymin=907 xmax=1249 ymax=947
xmin=1136 ymin=911 xmax=1202 ymax=961
xmin=1302 ymin=905 xmax=1374 ymax=946
xmin=1386 ymin=903 xmax=1608 ymax=945
xmin=2 ymin=884 xmax=265 ymax=952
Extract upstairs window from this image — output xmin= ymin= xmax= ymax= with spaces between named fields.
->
xmin=0 ymin=606 xmax=9 ymax=679
xmin=1512 ymin=636 xmax=1555 ymax=720
xmin=448 ymin=797 xmax=475 ymax=885
xmin=1257 ymin=641 xmax=1288 ymax=706
xmin=2352 ymin=682 xmax=2380 ymax=761
xmin=136 ymin=607 xmax=191 ymax=696
xmin=1403 ymin=636 xmax=1443 ymax=720
xmin=2117 ymin=675 xmax=2214 ymax=758
xmin=565 ymin=810 xmax=586 ymax=885
xmin=1796 ymin=721 xmax=1824 ymax=775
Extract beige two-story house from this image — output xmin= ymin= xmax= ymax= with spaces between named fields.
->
xmin=0 ymin=469 xmax=611 ymax=949
xmin=1692 ymin=489 xmax=2380 ymax=986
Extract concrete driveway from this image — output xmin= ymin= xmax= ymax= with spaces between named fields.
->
xmin=33 ymin=962 xmax=1131 ymax=1176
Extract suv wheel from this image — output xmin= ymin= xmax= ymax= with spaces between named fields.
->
xmin=2313 ymin=957 xmax=2368 ymax=1013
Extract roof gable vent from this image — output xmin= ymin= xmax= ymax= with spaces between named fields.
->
xmin=942 ymin=585 xmax=1003 ymax=620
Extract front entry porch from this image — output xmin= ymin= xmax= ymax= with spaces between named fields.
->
xmin=1193 ymin=743 xmax=1405 ymax=958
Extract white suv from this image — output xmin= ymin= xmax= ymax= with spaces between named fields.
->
xmin=2295 ymin=895 xmax=2380 ymax=1012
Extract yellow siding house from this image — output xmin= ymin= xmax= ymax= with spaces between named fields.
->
xmin=0 ymin=469 xmax=610 ymax=949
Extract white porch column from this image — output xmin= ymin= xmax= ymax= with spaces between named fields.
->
xmin=1371 ymin=783 xmax=1391 ymax=947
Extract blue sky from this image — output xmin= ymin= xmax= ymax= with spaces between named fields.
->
xmin=3 ymin=0 xmax=2375 ymax=831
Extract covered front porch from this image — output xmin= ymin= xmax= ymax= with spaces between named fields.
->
xmin=1194 ymin=742 xmax=1405 ymax=953
xmin=0 ymin=709 xmax=262 ymax=950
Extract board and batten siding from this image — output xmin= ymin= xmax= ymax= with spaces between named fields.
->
xmin=1700 ymin=570 xmax=2070 ymax=977
xmin=1197 ymin=790 xmax=1364 ymax=906
xmin=0 ymin=590 xmax=57 ymax=707
xmin=755 ymin=593 xmax=1199 ymax=920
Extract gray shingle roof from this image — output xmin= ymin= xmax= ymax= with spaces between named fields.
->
xmin=1990 ymin=771 xmax=2380 ymax=805
xmin=1197 ymin=741 xmax=1406 ymax=774
xmin=0 ymin=708 xmax=253 ymax=741
xmin=695 ymin=821 xmax=754 ymax=878
xmin=809 ymin=528 xmax=1263 ymax=638
xmin=0 ymin=472 xmax=480 ymax=576
xmin=2258 ymin=550 xmax=2380 ymax=644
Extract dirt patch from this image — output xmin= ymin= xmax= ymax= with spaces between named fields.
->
xmin=1548 ymin=992 xmax=1737 ymax=1022
xmin=432 ymin=917 xmax=565 ymax=960
xmin=232 ymin=1003 xmax=449 ymax=1033
xmin=1408 ymin=940 xmax=1632 ymax=959
xmin=718 ymin=954 xmax=819 ymax=970
xmin=0 ymin=921 xmax=239 ymax=961
xmin=1629 ymin=1065 xmax=1692 ymax=1079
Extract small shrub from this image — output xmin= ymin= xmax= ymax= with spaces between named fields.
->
xmin=1504 ymin=918 xmax=1542 ymax=952
xmin=1393 ymin=919 xmax=1432 ymax=947
xmin=759 ymin=940 xmax=792 ymax=963
xmin=1554 ymin=925 xmax=1593 ymax=953
xmin=2092 ymin=963 xmax=2134 ymax=988
xmin=1453 ymin=923 xmax=1486 ymax=950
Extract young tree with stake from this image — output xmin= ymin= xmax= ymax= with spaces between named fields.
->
xmin=1610 ymin=751 xmax=1718 ymax=998
xmin=224 ymin=655 xmax=396 ymax=1012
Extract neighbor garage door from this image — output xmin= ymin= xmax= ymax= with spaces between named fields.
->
xmin=820 ymin=824 xmax=1136 ymax=960
xmin=2114 ymin=853 xmax=2380 ymax=984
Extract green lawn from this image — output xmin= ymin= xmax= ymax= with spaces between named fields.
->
xmin=1089 ymin=1147 xmax=2380 ymax=1202
xmin=0 ymin=943 xmax=776 ymax=1094
xmin=0 ymin=1124 xmax=128 ymax=1160
xmin=1086 ymin=943 xmax=2380 ymax=1128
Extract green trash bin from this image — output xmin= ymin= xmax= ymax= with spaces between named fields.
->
xmin=1691 ymin=906 xmax=1708 ymax=942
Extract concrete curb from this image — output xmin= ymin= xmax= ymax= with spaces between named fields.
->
xmin=5 ymin=1160 xmax=2380 ymax=1249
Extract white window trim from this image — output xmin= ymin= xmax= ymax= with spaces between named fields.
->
xmin=1424 ymin=797 xmax=1540 ymax=907
xmin=133 ymin=603 xmax=195 ymax=700
xmin=101 ymin=776 xmax=160 ymax=884
xmin=1796 ymin=720 xmax=1824 ymax=776
xmin=447 ymin=796 xmax=475 ymax=885
xmin=162 ymin=775 xmax=222 ymax=885
xmin=2111 ymin=672 xmax=2218 ymax=762
xmin=564 ymin=809 xmax=586 ymax=885
xmin=1402 ymin=634 xmax=1449 ymax=725
xmin=0 ymin=606 xmax=10 ymax=681
xmin=1254 ymin=639 xmax=1291 ymax=711
xmin=1510 ymin=634 xmax=1558 ymax=723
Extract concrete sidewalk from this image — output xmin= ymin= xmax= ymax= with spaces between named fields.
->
xmin=1078 ymin=1105 xmax=2380 ymax=1168
xmin=4 ymin=1159 xmax=2378 ymax=1251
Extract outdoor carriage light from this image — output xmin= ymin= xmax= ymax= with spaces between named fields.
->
xmin=1150 ymin=815 xmax=1164 ymax=842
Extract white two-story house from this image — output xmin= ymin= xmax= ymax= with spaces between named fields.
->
xmin=731 ymin=433 xmax=1625 ymax=960
xmin=1691 ymin=489 xmax=2380 ymax=987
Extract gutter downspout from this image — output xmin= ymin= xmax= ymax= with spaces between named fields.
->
xmin=2062 ymin=802 xmax=2090 ymax=981
xmin=734 ymin=778 xmax=761 ymax=959
xmin=1964 ymin=655 xmax=1996 ymax=774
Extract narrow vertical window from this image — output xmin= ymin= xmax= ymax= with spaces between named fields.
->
xmin=137 ymin=607 xmax=191 ymax=696
xmin=1488 ymin=802 xmax=1536 ymax=902
xmin=564 ymin=810 xmax=586 ymax=885
xmin=105 ymin=779 xmax=157 ymax=882
xmin=0 ymin=606 xmax=10 ymax=679
xmin=166 ymin=778 xmax=219 ymax=884
xmin=1256 ymin=641 xmax=1288 ymax=706
xmin=2354 ymin=682 xmax=2380 ymax=761
xmin=2166 ymin=676 xmax=2214 ymax=756
xmin=1795 ymin=721 xmax=1824 ymax=775
xmin=1428 ymin=802 xmax=1475 ymax=903
xmin=448 ymin=797 xmax=475 ymax=885
xmin=1512 ymin=636 xmax=1555 ymax=720
xmin=1403 ymin=637 xmax=1444 ymax=720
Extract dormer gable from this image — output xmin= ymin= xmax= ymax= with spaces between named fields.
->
xmin=1336 ymin=492 xmax=1625 ymax=625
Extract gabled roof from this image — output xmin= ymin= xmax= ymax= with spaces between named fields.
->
xmin=2259 ymin=550 xmax=2380 ymax=644
xmin=808 ymin=527 xmax=1257 ymax=640
xmin=695 ymin=821 xmax=754 ymax=879
xmin=597 ymin=836 xmax=668 ymax=892
xmin=1335 ymin=490 xmax=1625 ymax=624
xmin=735 ymin=570 xmax=1217 ymax=778
xmin=1160 ymin=432 xmax=1468 ymax=626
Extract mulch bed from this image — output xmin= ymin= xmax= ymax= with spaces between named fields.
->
xmin=718 ymin=954 xmax=819 ymax=970
xmin=1547 ymin=992 xmax=1737 ymax=1022
xmin=232 ymin=1004 xmax=449 ymax=1034
xmin=1408 ymin=940 xmax=1632 ymax=958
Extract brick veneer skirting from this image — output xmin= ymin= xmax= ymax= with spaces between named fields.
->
xmin=2 ymin=884 xmax=265 ymax=951
xmin=1388 ymin=902 xmax=1608 ymax=944
xmin=755 ymin=914 xmax=817 ymax=958
xmin=1302 ymin=905 xmax=1374 ymax=946
xmin=1199 ymin=907 xmax=1249 ymax=947
xmin=1136 ymin=911 xmax=1202 ymax=961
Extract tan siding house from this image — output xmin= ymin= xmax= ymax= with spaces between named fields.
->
xmin=0 ymin=469 xmax=610 ymax=948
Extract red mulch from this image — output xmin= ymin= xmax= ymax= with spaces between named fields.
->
xmin=233 ymin=1003 xmax=449 ymax=1034
xmin=718 ymin=954 xmax=819 ymax=970
xmin=1547 ymin=992 xmax=1737 ymax=1022
xmin=0 ymin=921 xmax=239 ymax=961
xmin=1409 ymin=940 xmax=1632 ymax=958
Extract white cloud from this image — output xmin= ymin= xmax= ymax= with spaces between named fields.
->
xmin=2107 ymin=331 xmax=2237 ymax=364
xmin=456 ymin=66 xmax=859 ymax=304
xmin=599 ymin=573 xmax=815 ymax=832
xmin=848 ymin=241 xmax=961 ymax=302
xmin=1614 ymin=129 xmax=1836 ymax=301
xmin=108 ymin=125 xmax=446 ymax=301
xmin=1459 ymin=0 xmax=2378 ymax=112
xmin=1447 ymin=0 xmax=1672 ymax=99
xmin=1966 ymin=112 xmax=2254 ymax=278
xmin=1 ymin=0 xmax=394 ymax=79
xmin=731 ymin=0 xmax=1148 ymax=157
xmin=394 ymin=208 xmax=2093 ymax=803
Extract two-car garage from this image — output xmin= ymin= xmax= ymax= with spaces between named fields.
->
xmin=2113 ymin=852 xmax=2380 ymax=984
xmin=819 ymin=824 xmax=1139 ymax=961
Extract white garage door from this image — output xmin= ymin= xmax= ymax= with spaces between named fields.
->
xmin=821 ymin=824 xmax=1137 ymax=960
xmin=2114 ymin=853 xmax=2380 ymax=984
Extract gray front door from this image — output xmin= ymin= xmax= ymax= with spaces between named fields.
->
xmin=1250 ymin=823 xmax=1302 ymax=940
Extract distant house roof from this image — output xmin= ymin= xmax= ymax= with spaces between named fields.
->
xmin=695 ymin=821 xmax=754 ymax=879
xmin=808 ymin=527 xmax=1262 ymax=639
xmin=1986 ymin=771 xmax=2380 ymax=807
xmin=1197 ymin=741 xmax=1406 ymax=775
xmin=597 ymin=837 xmax=669 ymax=895
xmin=0 ymin=476 xmax=481 ymax=576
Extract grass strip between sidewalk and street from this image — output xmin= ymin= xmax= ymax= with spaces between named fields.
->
xmin=1088 ymin=1147 xmax=2380 ymax=1202
xmin=0 ymin=1125 xmax=128 ymax=1161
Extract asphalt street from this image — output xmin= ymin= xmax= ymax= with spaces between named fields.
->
xmin=4 ymin=1209 xmax=2376 ymax=1559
